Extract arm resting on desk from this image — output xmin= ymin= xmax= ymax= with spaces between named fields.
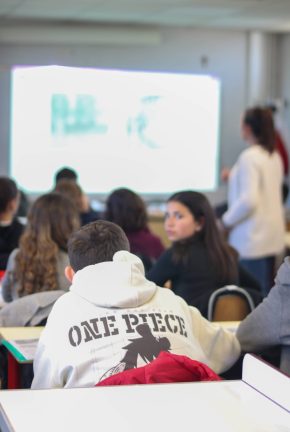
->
xmin=237 ymin=260 xmax=288 ymax=349
xmin=188 ymin=306 xmax=241 ymax=374
xmin=237 ymin=258 xmax=290 ymax=374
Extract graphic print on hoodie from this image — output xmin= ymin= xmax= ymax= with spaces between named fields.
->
xmin=31 ymin=251 xmax=241 ymax=389
xmin=99 ymin=323 xmax=171 ymax=381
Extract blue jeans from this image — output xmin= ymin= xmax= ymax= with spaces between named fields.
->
xmin=239 ymin=256 xmax=275 ymax=297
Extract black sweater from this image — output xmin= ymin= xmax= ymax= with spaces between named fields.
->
xmin=147 ymin=238 xmax=238 ymax=315
xmin=0 ymin=219 xmax=24 ymax=270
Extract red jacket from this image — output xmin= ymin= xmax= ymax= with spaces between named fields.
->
xmin=96 ymin=351 xmax=221 ymax=386
xmin=275 ymin=130 xmax=289 ymax=176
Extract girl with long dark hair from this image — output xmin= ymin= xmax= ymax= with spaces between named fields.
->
xmin=147 ymin=190 xmax=239 ymax=316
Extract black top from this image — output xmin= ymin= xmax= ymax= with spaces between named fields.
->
xmin=80 ymin=209 xmax=101 ymax=226
xmin=147 ymin=239 xmax=238 ymax=316
xmin=147 ymin=238 xmax=238 ymax=316
xmin=0 ymin=219 xmax=24 ymax=270
xmin=147 ymin=238 xmax=263 ymax=318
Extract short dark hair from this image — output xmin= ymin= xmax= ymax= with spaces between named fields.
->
xmin=55 ymin=167 xmax=78 ymax=183
xmin=0 ymin=177 xmax=18 ymax=213
xmin=68 ymin=220 xmax=130 ymax=272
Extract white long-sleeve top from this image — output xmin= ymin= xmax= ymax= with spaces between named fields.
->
xmin=222 ymin=145 xmax=285 ymax=259
xmin=31 ymin=251 xmax=240 ymax=389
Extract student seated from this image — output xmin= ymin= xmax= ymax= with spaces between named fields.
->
xmin=0 ymin=177 xmax=24 ymax=270
xmin=2 ymin=193 xmax=80 ymax=302
xmin=54 ymin=166 xmax=78 ymax=184
xmin=104 ymin=188 xmax=165 ymax=270
xmin=147 ymin=190 xmax=261 ymax=317
xmin=54 ymin=179 xmax=101 ymax=226
xmin=31 ymin=220 xmax=240 ymax=389
xmin=237 ymin=256 xmax=290 ymax=375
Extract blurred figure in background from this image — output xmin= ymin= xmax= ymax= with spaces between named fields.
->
xmin=221 ymin=106 xmax=285 ymax=296
xmin=2 ymin=193 xmax=80 ymax=302
xmin=266 ymin=103 xmax=289 ymax=202
xmin=147 ymin=190 xmax=243 ymax=317
xmin=0 ymin=177 xmax=24 ymax=270
xmin=54 ymin=166 xmax=78 ymax=184
xmin=54 ymin=179 xmax=101 ymax=226
xmin=54 ymin=166 xmax=101 ymax=225
xmin=104 ymin=188 xmax=165 ymax=270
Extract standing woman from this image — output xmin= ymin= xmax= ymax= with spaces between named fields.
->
xmin=2 ymin=193 xmax=80 ymax=302
xmin=147 ymin=190 xmax=239 ymax=316
xmin=221 ymin=107 xmax=285 ymax=296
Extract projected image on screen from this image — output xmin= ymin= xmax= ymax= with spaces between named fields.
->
xmin=11 ymin=66 xmax=221 ymax=195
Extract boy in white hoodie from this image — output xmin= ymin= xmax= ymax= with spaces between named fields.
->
xmin=32 ymin=220 xmax=240 ymax=389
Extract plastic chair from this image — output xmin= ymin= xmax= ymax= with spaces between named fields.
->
xmin=207 ymin=285 xmax=255 ymax=322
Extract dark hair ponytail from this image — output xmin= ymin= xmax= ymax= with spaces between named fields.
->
xmin=243 ymin=106 xmax=275 ymax=153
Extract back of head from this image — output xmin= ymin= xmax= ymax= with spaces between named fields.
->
xmin=243 ymin=106 xmax=275 ymax=153
xmin=55 ymin=167 xmax=78 ymax=184
xmin=0 ymin=177 xmax=18 ymax=213
xmin=16 ymin=193 xmax=80 ymax=296
xmin=26 ymin=192 xmax=80 ymax=251
xmin=54 ymin=179 xmax=83 ymax=213
xmin=105 ymin=188 xmax=147 ymax=232
xmin=68 ymin=220 xmax=130 ymax=272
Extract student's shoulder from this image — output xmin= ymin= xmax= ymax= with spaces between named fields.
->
xmin=47 ymin=291 xmax=76 ymax=317
xmin=238 ymin=146 xmax=259 ymax=163
xmin=10 ymin=218 xmax=24 ymax=230
xmin=155 ymin=285 xmax=191 ymax=308
xmin=267 ymin=257 xmax=290 ymax=309
xmin=6 ymin=248 xmax=19 ymax=264
xmin=157 ymin=247 xmax=173 ymax=260
xmin=43 ymin=292 xmax=81 ymax=337
xmin=155 ymin=288 xmax=203 ymax=326
xmin=274 ymin=256 xmax=290 ymax=289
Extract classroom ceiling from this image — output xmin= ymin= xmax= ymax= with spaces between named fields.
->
xmin=1 ymin=0 xmax=290 ymax=33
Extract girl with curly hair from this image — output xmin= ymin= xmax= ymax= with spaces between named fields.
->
xmin=2 ymin=192 xmax=80 ymax=302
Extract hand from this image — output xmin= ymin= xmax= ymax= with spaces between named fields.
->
xmin=221 ymin=167 xmax=231 ymax=182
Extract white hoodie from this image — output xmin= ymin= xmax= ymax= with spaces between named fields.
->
xmin=32 ymin=252 xmax=240 ymax=389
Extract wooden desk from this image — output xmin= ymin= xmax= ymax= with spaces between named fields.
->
xmin=0 ymin=355 xmax=288 ymax=432
xmin=0 ymin=327 xmax=43 ymax=389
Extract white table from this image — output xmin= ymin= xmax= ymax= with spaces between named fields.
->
xmin=0 ymin=355 xmax=288 ymax=432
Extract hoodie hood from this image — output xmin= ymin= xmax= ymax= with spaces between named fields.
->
xmin=70 ymin=251 xmax=157 ymax=308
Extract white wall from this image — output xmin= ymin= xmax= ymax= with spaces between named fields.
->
xmin=0 ymin=24 xmax=257 ymax=204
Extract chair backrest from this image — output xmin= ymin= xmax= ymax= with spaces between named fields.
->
xmin=207 ymin=285 xmax=255 ymax=322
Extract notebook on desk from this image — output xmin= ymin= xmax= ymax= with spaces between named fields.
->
xmin=0 ymin=327 xmax=43 ymax=364
xmin=1 ymin=338 xmax=38 ymax=363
